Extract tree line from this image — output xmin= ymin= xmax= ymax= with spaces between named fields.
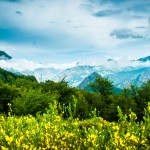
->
xmin=0 ymin=67 xmax=150 ymax=122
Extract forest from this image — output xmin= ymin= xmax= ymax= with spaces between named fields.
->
xmin=0 ymin=67 xmax=150 ymax=149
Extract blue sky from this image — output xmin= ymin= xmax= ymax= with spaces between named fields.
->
xmin=0 ymin=0 xmax=150 ymax=63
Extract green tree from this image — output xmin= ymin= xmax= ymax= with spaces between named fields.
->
xmin=89 ymin=76 xmax=113 ymax=96
xmin=89 ymin=77 xmax=115 ymax=120
xmin=12 ymin=88 xmax=59 ymax=116
xmin=15 ymin=78 xmax=38 ymax=89
xmin=113 ymin=88 xmax=136 ymax=117
xmin=40 ymin=79 xmax=76 ymax=105
xmin=0 ymin=82 xmax=19 ymax=114
xmin=133 ymin=80 xmax=150 ymax=120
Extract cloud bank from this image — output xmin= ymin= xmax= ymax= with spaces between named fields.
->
xmin=1 ymin=57 xmax=150 ymax=74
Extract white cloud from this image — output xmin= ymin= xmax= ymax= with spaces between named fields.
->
xmin=0 ymin=58 xmax=78 ymax=71
xmin=0 ymin=0 xmax=150 ymax=63
xmin=1 ymin=57 xmax=150 ymax=75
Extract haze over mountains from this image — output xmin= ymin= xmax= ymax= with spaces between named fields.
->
xmin=1 ymin=50 xmax=150 ymax=90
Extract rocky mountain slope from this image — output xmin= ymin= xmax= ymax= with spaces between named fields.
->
xmin=77 ymin=72 xmax=101 ymax=91
xmin=106 ymin=67 xmax=150 ymax=88
xmin=53 ymin=65 xmax=114 ymax=87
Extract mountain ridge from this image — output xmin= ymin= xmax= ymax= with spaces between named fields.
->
xmin=137 ymin=56 xmax=150 ymax=62
xmin=77 ymin=72 xmax=101 ymax=91
xmin=105 ymin=67 xmax=150 ymax=88
xmin=0 ymin=50 xmax=12 ymax=60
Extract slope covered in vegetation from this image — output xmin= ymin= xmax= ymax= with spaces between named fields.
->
xmin=0 ymin=67 xmax=150 ymax=149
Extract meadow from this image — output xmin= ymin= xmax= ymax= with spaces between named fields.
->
xmin=1 ymin=102 xmax=150 ymax=150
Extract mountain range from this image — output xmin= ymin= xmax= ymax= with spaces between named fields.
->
xmin=77 ymin=72 xmax=123 ymax=93
xmin=1 ymin=50 xmax=150 ymax=90
xmin=106 ymin=67 xmax=150 ymax=88
xmin=53 ymin=65 xmax=115 ymax=87
xmin=77 ymin=66 xmax=150 ymax=90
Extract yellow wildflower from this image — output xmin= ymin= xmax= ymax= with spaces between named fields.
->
xmin=1 ymin=146 xmax=9 ymax=150
xmin=125 ymin=132 xmax=130 ymax=138
xmin=20 ymin=135 xmax=24 ymax=142
xmin=73 ymin=121 xmax=78 ymax=126
xmin=112 ymin=125 xmax=119 ymax=131
xmin=141 ymin=140 xmax=146 ymax=144
xmin=90 ymin=134 xmax=97 ymax=140
xmin=119 ymin=138 xmax=125 ymax=147
xmin=55 ymin=116 xmax=61 ymax=121
xmin=5 ymin=135 xmax=13 ymax=145
xmin=147 ymin=105 xmax=150 ymax=113
xmin=0 ymin=116 xmax=5 ymax=121
xmin=16 ymin=139 xmax=20 ymax=147
xmin=69 ymin=133 xmax=74 ymax=137
xmin=130 ymin=135 xmax=138 ymax=143
xmin=0 ymin=128 xmax=4 ymax=134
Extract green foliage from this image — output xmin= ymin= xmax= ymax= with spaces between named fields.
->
xmin=0 ymin=82 xmax=19 ymax=114
xmin=73 ymin=91 xmax=89 ymax=119
xmin=0 ymin=68 xmax=16 ymax=83
xmin=12 ymin=88 xmax=59 ymax=116
xmin=89 ymin=76 xmax=113 ymax=96
xmin=40 ymin=79 xmax=75 ymax=104
xmin=0 ymin=67 xmax=37 ymax=84
xmin=132 ymin=80 xmax=150 ymax=120
xmin=15 ymin=78 xmax=38 ymax=89
xmin=0 ymin=67 xmax=150 ymax=123
xmin=87 ymin=76 xmax=116 ymax=120
xmin=113 ymin=88 xmax=136 ymax=117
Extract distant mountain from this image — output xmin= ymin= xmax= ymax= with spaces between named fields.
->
xmin=10 ymin=65 xmax=150 ymax=89
xmin=33 ymin=68 xmax=61 ymax=82
xmin=20 ymin=64 xmax=136 ymax=87
xmin=137 ymin=56 xmax=150 ymax=62
xmin=53 ymin=65 xmax=95 ymax=87
xmin=106 ymin=67 xmax=150 ymax=88
xmin=53 ymin=65 xmax=114 ymax=87
xmin=6 ymin=65 xmax=115 ymax=86
xmin=0 ymin=51 xmax=12 ymax=60
xmin=18 ymin=68 xmax=61 ymax=82
xmin=77 ymin=72 xmax=101 ymax=91
xmin=77 ymin=72 xmax=122 ymax=93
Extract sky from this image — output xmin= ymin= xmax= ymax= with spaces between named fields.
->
xmin=0 ymin=0 xmax=150 ymax=64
